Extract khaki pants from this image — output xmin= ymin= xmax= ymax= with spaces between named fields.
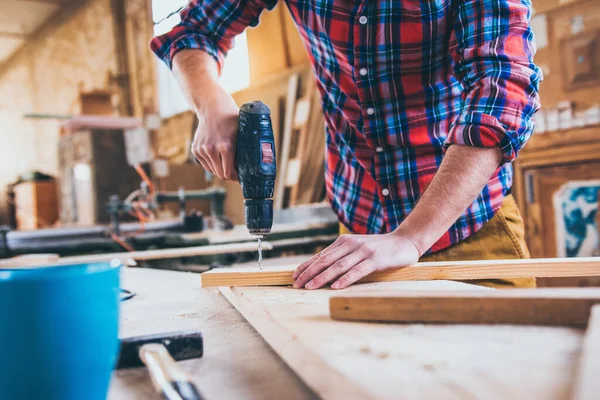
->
xmin=339 ymin=195 xmax=536 ymax=289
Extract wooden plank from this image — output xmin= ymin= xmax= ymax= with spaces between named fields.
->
xmin=274 ymin=73 xmax=300 ymax=209
xmin=109 ymin=267 xmax=314 ymax=400
xmin=572 ymin=304 xmax=600 ymax=400
xmin=329 ymin=288 xmax=600 ymax=327
xmin=0 ymin=242 xmax=272 ymax=268
xmin=200 ymin=257 xmax=600 ymax=288
xmin=218 ymin=281 xmax=583 ymax=400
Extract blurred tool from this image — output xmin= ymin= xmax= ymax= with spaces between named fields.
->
xmin=117 ymin=330 xmax=204 ymax=400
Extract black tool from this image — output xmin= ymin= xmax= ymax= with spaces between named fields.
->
xmin=237 ymin=101 xmax=277 ymax=239
xmin=237 ymin=101 xmax=277 ymax=268
xmin=117 ymin=330 xmax=204 ymax=400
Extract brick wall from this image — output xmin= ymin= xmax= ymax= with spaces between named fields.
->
xmin=0 ymin=0 xmax=118 ymax=223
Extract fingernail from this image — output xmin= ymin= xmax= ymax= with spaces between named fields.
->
xmin=293 ymin=281 xmax=300 ymax=289
xmin=305 ymin=281 xmax=314 ymax=289
xmin=331 ymin=282 xmax=340 ymax=289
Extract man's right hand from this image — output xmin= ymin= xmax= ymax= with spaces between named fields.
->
xmin=191 ymin=87 xmax=239 ymax=181
xmin=172 ymin=50 xmax=240 ymax=181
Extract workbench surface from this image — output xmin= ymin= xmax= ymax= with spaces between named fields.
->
xmin=109 ymin=265 xmax=586 ymax=400
xmin=108 ymin=267 xmax=316 ymax=400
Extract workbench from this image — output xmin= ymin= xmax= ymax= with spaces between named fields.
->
xmin=109 ymin=260 xmax=586 ymax=400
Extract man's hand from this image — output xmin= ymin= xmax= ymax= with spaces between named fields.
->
xmin=172 ymin=50 xmax=240 ymax=181
xmin=190 ymin=90 xmax=239 ymax=181
xmin=292 ymin=233 xmax=420 ymax=290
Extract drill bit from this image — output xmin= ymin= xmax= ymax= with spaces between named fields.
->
xmin=257 ymin=237 xmax=263 ymax=270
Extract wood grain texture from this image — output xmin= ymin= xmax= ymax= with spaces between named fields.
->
xmin=572 ymin=304 xmax=600 ymax=400
xmin=330 ymin=288 xmax=600 ymax=327
xmin=200 ymin=257 xmax=600 ymax=287
xmin=109 ymin=267 xmax=315 ymax=400
xmin=218 ymin=281 xmax=584 ymax=400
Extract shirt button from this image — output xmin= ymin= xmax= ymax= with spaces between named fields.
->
xmin=367 ymin=107 xmax=375 ymax=115
xmin=359 ymin=68 xmax=368 ymax=76
xmin=376 ymin=147 xmax=383 ymax=152
xmin=382 ymin=188 xmax=390 ymax=196
xmin=359 ymin=16 xmax=368 ymax=25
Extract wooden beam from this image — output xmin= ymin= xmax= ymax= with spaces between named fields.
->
xmin=199 ymin=257 xmax=600 ymax=287
xmin=0 ymin=241 xmax=272 ymax=268
xmin=573 ymin=305 xmax=600 ymax=400
xmin=329 ymin=289 xmax=600 ymax=327
xmin=273 ymin=73 xmax=299 ymax=209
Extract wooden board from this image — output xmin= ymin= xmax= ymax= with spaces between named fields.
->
xmin=200 ymin=257 xmax=600 ymax=288
xmin=572 ymin=304 xmax=600 ymax=400
xmin=218 ymin=281 xmax=584 ymax=400
xmin=0 ymin=242 xmax=272 ymax=268
xmin=109 ymin=267 xmax=315 ymax=400
xmin=329 ymin=288 xmax=600 ymax=327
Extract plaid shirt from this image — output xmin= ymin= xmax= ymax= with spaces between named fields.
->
xmin=151 ymin=0 xmax=541 ymax=253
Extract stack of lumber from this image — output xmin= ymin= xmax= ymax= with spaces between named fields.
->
xmin=274 ymin=73 xmax=326 ymax=209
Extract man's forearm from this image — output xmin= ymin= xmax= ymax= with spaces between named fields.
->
xmin=172 ymin=49 xmax=241 ymax=180
xmin=395 ymin=145 xmax=503 ymax=255
xmin=172 ymin=50 xmax=224 ymax=114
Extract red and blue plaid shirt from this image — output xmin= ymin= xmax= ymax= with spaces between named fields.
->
xmin=151 ymin=0 xmax=541 ymax=253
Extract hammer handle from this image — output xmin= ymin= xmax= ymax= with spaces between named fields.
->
xmin=139 ymin=344 xmax=204 ymax=400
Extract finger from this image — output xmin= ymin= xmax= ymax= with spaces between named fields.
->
xmin=331 ymin=260 xmax=374 ymax=290
xmin=192 ymin=151 xmax=213 ymax=173
xmin=292 ymin=235 xmax=350 ymax=280
xmin=293 ymin=240 xmax=355 ymax=289
xmin=304 ymin=249 xmax=368 ymax=290
xmin=192 ymin=147 xmax=213 ymax=174
xmin=219 ymin=144 xmax=237 ymax=180
xmin=202 ymin=146 xmax=224 ymax=180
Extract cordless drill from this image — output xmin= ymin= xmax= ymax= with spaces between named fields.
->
xmin=237 ymin=101 xmax=276 ymax=266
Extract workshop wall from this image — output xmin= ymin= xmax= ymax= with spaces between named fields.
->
xmin=0 ymin=0 xmax=118 ymax=223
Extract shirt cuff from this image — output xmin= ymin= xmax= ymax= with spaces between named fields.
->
xmin=149 ymin=28 xmax=224 ymax=73
xmin=444 ymin=112 xmax=518 ymax=165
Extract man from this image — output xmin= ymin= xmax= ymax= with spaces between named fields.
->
xmin=151 ymin=0 xmax=541 ymax=290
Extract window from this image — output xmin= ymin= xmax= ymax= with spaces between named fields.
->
xmin=152 ymin=0 xmax=251 ymax=118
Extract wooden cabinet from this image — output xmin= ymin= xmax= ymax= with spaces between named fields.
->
xmin=514 ymin=126 xmax=600 ymax=286
xmin=515 ymin=126 xmax=600 ymax=257
xmin=13 ymin=180 xmax=59 ymax=230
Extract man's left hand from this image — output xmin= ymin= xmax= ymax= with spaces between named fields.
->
xmin=292 ymin=233 xmax=420 ymax=290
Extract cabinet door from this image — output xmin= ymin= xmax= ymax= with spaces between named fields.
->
xmin=524 ymin=161 xmax=600 ymax=259
xmin=523 ymin=162 xmax=600 ymax=287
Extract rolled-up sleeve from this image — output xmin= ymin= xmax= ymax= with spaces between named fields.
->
xmin=150 ymin=0 xmax=277 ymax=72
xmin=445 ymin=0 xmax=542 ymax=164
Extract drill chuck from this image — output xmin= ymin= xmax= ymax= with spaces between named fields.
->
xmin=237 ymin=101 xmax=276 ymax=237
xmin=244 ymin=199 xmax=273 ymax=237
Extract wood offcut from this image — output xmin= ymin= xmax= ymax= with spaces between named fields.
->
xmin=200 ymin=257 xmax=600 ymax=287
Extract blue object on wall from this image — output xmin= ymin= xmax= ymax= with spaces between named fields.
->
xmin=0 ymin=261 xmax=121 ymax=400
xmin=554 ymin=182 xmax=600 ymax=258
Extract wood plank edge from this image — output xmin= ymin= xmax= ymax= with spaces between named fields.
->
xmin=572 ymin=304 xmax=600 ymax=400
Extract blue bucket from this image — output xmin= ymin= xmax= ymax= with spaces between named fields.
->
xmin=0 ymin=260 xmax=121 ymax=400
